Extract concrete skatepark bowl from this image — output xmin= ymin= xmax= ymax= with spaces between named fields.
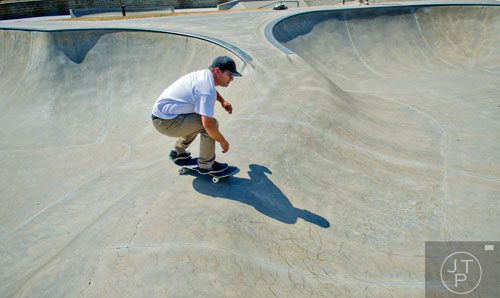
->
xmin=1 ymin=2 xmax=499 ymax=297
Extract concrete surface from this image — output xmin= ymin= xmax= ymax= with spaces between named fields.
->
xmin=0 ymin=2 xmax=499 ymax=297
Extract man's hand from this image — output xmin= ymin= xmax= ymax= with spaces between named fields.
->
xmin=201 ymin=115 xmax=230 ymax=153
xmin=216 ymin=91 xmax=233 ymax=114
xmin=220 ymin=139 xmax=230 ymax=153
xmin=221 ymin=101 xmax=232 ymax=114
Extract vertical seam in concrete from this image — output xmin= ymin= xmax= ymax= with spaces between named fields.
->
xmin=410 ymin=14 xmax=435 ymax=65
xmin=80 ymin=249 xmax=105 ymax=297
xmin=98 ymin=83 xmax=112 ymax=144
xmin=477 ymin=7 xmax=496 ymax=72
xmin=443 ymin=133 xmax=449 ymax=242
xmin=471 ymin=6 xmax=495 ymax=73
xmin=96 ymin=41 xmax=113 ymax=145
xmin=414 ymin=11 xmax=460 ymax=69
xmin=374 ymin=93 xmax=449 ymax=241
xmin=344 ymin=19 xmax=385 ymax=79
xmin=408 ymin=14 xmax=450 ymax=241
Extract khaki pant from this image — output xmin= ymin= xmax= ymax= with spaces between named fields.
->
xmin=152 ymin=113 xmax=216 ymax=169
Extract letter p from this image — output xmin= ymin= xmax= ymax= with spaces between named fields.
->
xmin=455 ymin=274 xmax=467 ymax=287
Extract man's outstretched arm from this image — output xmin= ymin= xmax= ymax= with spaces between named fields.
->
xmin=216 ymin=91 xmax=232 ymax=114
xmin=201 ymin=115 xmax=229 ymax=153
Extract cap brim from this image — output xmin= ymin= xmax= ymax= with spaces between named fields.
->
xmin=229 ymin=71 xmax=242 ymax=77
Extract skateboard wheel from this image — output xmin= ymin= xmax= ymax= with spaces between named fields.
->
xmin=179 ymin=168 xmax=187 ymax=175
xmin=212 ymin=177 xmax=219 ymax=183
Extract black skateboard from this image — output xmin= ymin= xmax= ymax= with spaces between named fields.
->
xmin=174 ymin=158 xmax=239 ymax=183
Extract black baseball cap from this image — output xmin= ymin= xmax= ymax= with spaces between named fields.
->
xmin=211 ymin=56 xmax=242 ymax=77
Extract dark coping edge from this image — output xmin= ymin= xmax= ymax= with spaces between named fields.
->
xmin=0 ymin=26 xmax=253 ymax=63
xmin=264 ymin=1 xmax=500 ymax=55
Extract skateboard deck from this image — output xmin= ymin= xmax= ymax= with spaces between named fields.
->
xmin=175 ymin=158 xmax=239 ymax=183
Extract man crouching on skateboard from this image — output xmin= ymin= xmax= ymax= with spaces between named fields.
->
xmin=151 ymin=56 xmax=242 ymax=173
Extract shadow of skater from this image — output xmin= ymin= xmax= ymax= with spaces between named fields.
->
xmin=192 ymin=164 xmax=330 ymax=228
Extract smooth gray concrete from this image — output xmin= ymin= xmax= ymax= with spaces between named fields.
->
xmin=0 ymin=2 xmax=499 ymax=297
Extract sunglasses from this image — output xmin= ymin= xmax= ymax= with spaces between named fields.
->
xmin=216 ymin=67 xmax=233 ymax=77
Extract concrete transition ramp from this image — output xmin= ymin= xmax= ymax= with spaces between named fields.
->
xmin=1 ymin=3 xmax=499 ymax=297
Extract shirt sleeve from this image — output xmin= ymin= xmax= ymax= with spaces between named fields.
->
xmin=194 ymin=91 xmax=216 ymax=117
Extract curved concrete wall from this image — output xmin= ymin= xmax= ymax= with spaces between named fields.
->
xmin=0 ymin=28 xmax=255 ymax=296
xmin=1 ymin=4 xmax=499 ymax=297
xmin=0 ymin=29 xmax=248 ymax=150
xmin=266 ymin=3 xmax=500 ymax=242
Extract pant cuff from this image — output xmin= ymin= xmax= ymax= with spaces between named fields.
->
xmin=198 ymin=155 xmax=215 ymax=169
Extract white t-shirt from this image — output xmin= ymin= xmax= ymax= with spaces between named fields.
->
xmin=152 ymin=69 xmax=217 ymax=119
